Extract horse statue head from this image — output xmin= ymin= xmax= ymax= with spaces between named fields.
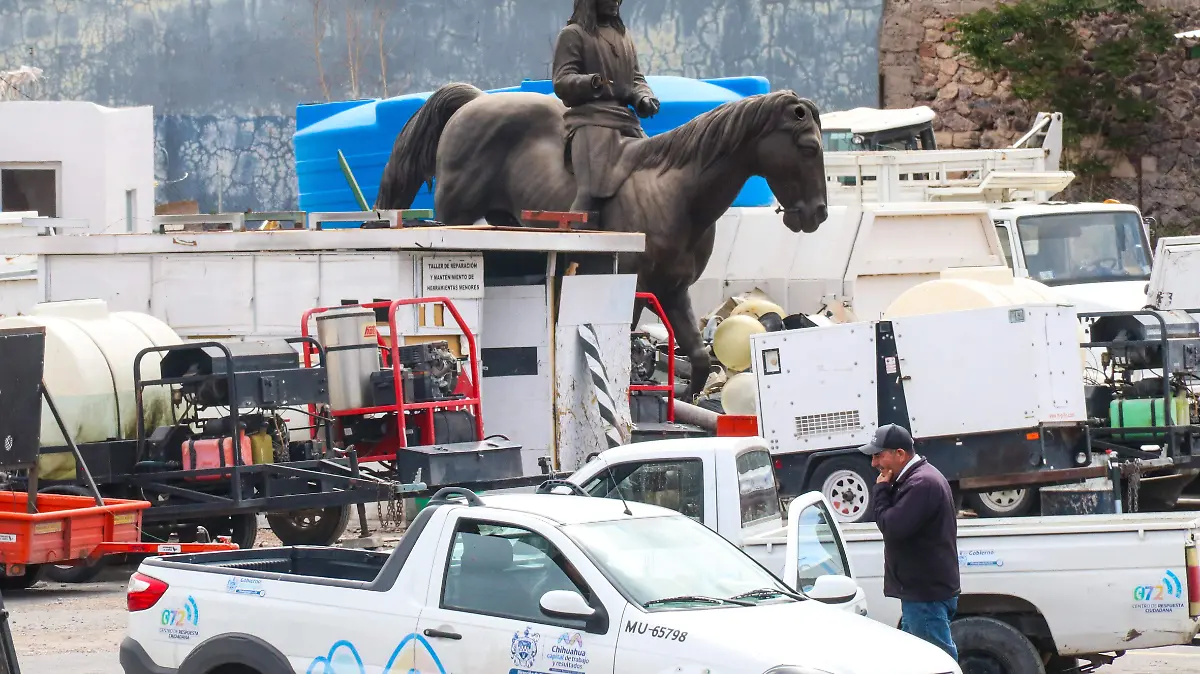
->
xmin=754 ymin=90 xmax=828 ymax=234
xmin=634 ymin=88 xmax=829 ymax=235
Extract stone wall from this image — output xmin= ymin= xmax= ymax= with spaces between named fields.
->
xmin=881 ymin=0 xmax=1200 ymax=232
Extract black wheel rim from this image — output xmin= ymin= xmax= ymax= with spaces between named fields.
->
xmin=281 ymin=509 xmax=326 ymax=531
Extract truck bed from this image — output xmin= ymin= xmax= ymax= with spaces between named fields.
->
xmin=746 ymin=511 xmax=1200 ymax=547
xmin=834 ymin=510 xmax=1200 ymax=657
xmin=843 ymin=511 xmax=1200 ymax=541
xmin=155 ymin=546 xmax=391 ymax=583
xmin=141 ymin=507 xmax=431 ymax=590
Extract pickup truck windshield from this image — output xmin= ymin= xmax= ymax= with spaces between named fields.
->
xmin=580 ymin=459 xmax=704 ymax=522
xmin=566 ymin=515 xmax=794 ymax=610
xmin=737 ymin=449 xmax=782 ymax=527
xmin=1016 ymin=210 xmax=1151 ymax=286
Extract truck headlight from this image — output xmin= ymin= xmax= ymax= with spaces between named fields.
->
xmin=765 ymin=667 xmax=836 ymax=674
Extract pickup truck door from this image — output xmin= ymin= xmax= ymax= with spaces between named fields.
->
xmin=783 ymin=492 xmax=868 ymax=615
xmin=414 ymin=509 xmax=625 ymax=674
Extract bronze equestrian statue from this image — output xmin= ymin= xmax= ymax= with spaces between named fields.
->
xmin=553 ymin=0 xmax=660 ymax=217
xmin=375 ymin=3 xmax=829 ymax=402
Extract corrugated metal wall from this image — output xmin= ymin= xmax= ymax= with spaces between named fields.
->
xmin=0 ymin=0 xmax=884 ymax=213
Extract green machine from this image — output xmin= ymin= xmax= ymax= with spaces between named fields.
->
xmin=1082 ymin=308 xmax=1200 ymax=507
xmin=1110 ymin=397 xmax=1190 ymax=440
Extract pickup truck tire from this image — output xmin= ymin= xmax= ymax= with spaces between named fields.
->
xmin=37 ymin=484 xmax=109 ymax=583
xmin=951 ymin=616 xmax=1046 ymax=674
xmin=810 ymin=456 xmax=875 ymax=524
xmin=266 ymin=506 xmax=350 ymax=547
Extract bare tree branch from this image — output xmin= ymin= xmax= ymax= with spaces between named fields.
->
xmin=346 ymin=4 xmax=363 ymax=99
xmin=374 ymin=1 xmax=390 ymax=98
xmin=312 ymin=0 xmax=331 ymax=101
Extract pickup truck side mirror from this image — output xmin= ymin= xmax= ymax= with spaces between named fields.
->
xmin=540 ymin=590 xmax=596 ymax=619
xmin=540 ymin=590 xmax=610 ymax=634
xmin=805 ymin=575 xmax=860 ymax=605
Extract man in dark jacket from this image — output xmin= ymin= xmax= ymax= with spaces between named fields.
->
xmin=860 ymin=423 xmax=960 ymax=660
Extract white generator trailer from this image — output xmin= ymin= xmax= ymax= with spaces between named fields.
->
xmin=747 ymin=302 xmax=1094 ymax=524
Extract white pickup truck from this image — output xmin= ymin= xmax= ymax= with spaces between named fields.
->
xmin=560 ymin=435 xmax=868 ymax=617
xmin=565 ymin=436 xmax=1200 ymax=674
xmin=119 ymin=487 xmax=961 ymax=674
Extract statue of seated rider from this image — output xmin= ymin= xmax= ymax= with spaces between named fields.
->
xmin=552 ymin=0 xmax=661 ymax=226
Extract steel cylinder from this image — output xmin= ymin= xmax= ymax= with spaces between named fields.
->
xmin=316 ymin=307 xmax=380 ymax=411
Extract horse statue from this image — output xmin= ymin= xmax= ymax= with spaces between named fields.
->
xmin=375 ymin=82 xmax=829 ymax=402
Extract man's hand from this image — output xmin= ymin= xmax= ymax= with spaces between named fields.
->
xmin=876 ymin=468 xmax=894 ymax=484
xmin=635 ymin=95 xmax=660 ymax=118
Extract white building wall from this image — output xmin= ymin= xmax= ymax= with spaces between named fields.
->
xmin=103 ymin=104 xmax=156 ymax=233
xmin=0 ymin=101 xmax=155 ymax=234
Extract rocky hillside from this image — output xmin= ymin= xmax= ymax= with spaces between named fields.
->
xmin=880 ymin=0 xmax=1200 ymax=233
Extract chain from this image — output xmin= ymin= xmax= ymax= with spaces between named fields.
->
xmin=375 ymin=494 xmax=405 ymax=532
xmin=372 ymin=461 xmax=407 ymax=533
xmin=1126 ymin=459 xmax=1143 ymax=513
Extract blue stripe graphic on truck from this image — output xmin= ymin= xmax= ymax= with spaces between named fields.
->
xmin=306 ymin=633 xmax=447 ymax=674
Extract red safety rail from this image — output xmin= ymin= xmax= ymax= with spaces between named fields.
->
xmin=300 ymin=298 xmax=484 ymax=462
xmin=629 ymin=292 xmax=677 ymax=423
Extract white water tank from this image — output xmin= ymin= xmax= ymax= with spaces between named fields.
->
xmin=883 ymin=267 xmax=1089 ymax=371
xmin=884 ymin=266 xmax=1070 ymax=319
xmin=0 ymin=299 xmax=183 ymax=448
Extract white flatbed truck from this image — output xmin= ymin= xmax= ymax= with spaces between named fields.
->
xmin=565 ymin=436 xmax=1200 ymax=674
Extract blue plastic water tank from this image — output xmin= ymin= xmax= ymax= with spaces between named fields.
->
xmin=294 ymin=75 xmax=773 ymax=221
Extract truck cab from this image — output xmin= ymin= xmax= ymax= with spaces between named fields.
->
xmin=990 ymin=201 xmax=1154 ymax=312
xmin=564 ymin=437 xmax=869 ymax=617
xmin=821 ymin=106 xmax=938 ymax=153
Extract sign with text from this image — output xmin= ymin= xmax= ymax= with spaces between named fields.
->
xmin=421 ymin=255 xmax=485 ymax=299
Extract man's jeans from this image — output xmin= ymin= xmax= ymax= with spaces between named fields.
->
xmin=900 ymin=597 xmax=959 ymax=661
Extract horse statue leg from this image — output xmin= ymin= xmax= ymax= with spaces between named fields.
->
xmin=658 ymin=287 xmax=710 ymax=403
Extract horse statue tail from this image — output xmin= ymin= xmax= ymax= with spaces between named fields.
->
xmin=375 ymin=82 xmax=486 ymax=209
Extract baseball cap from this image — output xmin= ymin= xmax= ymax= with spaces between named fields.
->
xmin=858 ymin=423 xmax=914 ymax=456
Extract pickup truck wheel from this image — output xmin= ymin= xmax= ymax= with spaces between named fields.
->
xmin=37 ymin=485 xmax=108 ymax=583
xmin=967 ymin=489 xmax=1038 ymax=518
xmin=952 ymin=616 xmax=1046 ymax=674
xmin=267 ymin=506 xmax=350 ymax=546
xmin=811 ymin=457 xmax=875 ymax=524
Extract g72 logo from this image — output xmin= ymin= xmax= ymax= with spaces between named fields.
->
xmin=1133 ymin=570 xmax=1183 ymax=602
xmin=161 ymin=596 xmax=199 ymax=627
xmin=1133 ymin=585 xmax=1166 ymax=602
